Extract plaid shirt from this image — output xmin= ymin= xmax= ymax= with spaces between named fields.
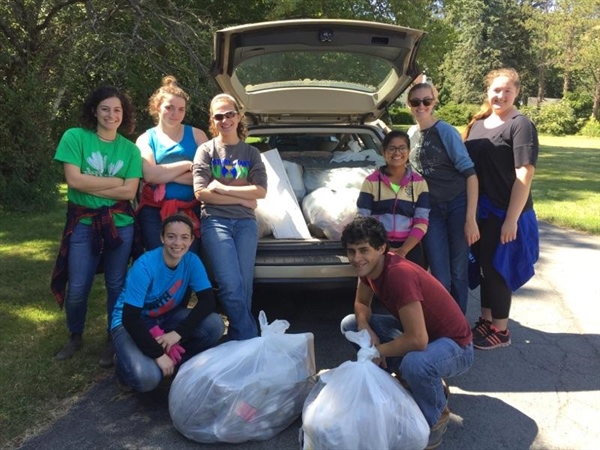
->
xmin=50 ymin=201 xmax=142 ymax=308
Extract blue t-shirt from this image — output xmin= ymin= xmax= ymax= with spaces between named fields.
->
xmin=148 ymin=125 xmax=198 ymax=201
xmin=110 ymin=247 xmax=211 ymax=329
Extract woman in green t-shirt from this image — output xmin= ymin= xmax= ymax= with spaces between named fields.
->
xmin=51 ymin=85 xmax=143 ymax=368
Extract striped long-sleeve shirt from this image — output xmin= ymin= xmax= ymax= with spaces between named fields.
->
xmin=357 ymin=165 xmax=430 ymax=244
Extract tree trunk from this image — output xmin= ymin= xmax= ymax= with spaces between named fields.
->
xmin=593 ymin=74 xmax=600 ymax=121
xmin=537 ymin=62 xmax=546 ymax=106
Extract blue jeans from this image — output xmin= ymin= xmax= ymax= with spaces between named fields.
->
xmin=111 ymin=309 xmax=224 ymax=392
xmin=340 ymin=313 xmax=474 ymax=426
xmin=201 ymin=216 xmax=258 ymax=340
xmin=423 ymin=192 xmax=470 ymax=313
xmin=137 ymin=206 xmax=201 ymax=254
xmin=65 ymin=223 xmax=133 ymax=334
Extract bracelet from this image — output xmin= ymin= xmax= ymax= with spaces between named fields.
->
xmin=190 ymin=162 xmax=194 ymax=172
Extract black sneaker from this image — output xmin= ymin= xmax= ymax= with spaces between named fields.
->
xmin=115 ymin=375 xmax=134 ymax=393
xmin=471 ymin=317 xmax=492 ymax=340
xmin=98 ymin=338 xmax=115 ymax=368
xmin=474 ymin=325 xmax=511 ymax=350
xmin=55 ymin=334 xmax=83 ymax=360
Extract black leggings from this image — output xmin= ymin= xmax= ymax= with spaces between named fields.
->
xmin=471 ymin=215 xmax=512 ymax=319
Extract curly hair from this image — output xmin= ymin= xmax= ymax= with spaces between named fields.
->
xmin=341 ymin=216 xmax=389 ymax=252
xmin=147 ymin=75 xmax=190 ymax=124
xmin=462 ymin=68 xmax=521 ymax=140
xmin=80 ymin=85 xmax=136 ymax=135
xmin=208 ymin=93 xmax=247 ymax=140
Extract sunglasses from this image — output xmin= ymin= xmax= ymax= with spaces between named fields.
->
xmin=212 ymin=110 xmax=238 ymax=121
xmin=385 ymin=145 xmax=409 ymax=154
xmin=408 ymin=97 xmax=434 ymax=107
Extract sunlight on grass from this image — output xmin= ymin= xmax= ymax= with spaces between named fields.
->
xmin=533 ymin=137 xmax=600 ymax=233
xmin=14 ymin=306 xmax=57 ymax=323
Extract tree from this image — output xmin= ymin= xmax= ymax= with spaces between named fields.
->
xmin=0 ymin=0 xmax=219 ymax=211
xmin=439 ymin=0 xmax=536 ymax=103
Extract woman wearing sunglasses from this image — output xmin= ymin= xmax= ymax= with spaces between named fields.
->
xmin=192 ymin=94 xmax=267 ymax=340
xmin=407 ymin=83 xmax=480 ymax=314
xmin=357 ymin=130 xmax=430 ymax=268
xmin=136 ymin=76 xmax=208 ymax=254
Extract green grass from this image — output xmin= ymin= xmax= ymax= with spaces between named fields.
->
xmin=0 ymin=199 xmax=114 ymax=448
xmin=534 ymin=135 xmax=600 ymax=234
xmin=0 ymin=135 xmax=598 ymax=448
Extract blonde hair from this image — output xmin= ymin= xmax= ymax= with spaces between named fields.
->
xmin=208 ymin=93 xmax=247 ymax=140
xmin=462 ymin=68 xmax=521 ymax=140
xmin=147 ymin=75 xmax=190 ymax=124
xmin=407 ymin=82 xmax=439 ymax=103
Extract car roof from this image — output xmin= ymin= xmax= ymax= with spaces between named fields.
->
xmin=212 ymin=19 xmax=426 ymax=125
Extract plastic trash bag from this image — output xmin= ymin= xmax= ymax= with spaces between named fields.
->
xmin=303 ymin=167 xmax=371 ymax=194
xmin=169 ymin=311 xmax=316 ymax=444
xmin=282 ymin=160 xmax=306 ymax=203
xmin=301 ymin=187 xmax=359 ymax=240
xmin=301 ymin=330 xmax=429 ymax=450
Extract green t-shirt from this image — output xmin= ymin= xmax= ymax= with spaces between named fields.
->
xmin=54 ymin=128 xmax=143 ymax=227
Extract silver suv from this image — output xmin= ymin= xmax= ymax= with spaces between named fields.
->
xmin=211 ymin=19 xmax=425 ymax=287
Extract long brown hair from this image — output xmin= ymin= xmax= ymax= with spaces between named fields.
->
xmin=462 ymin=68 xmax=521 ymax=140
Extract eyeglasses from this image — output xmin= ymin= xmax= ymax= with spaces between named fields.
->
xmin=384 ymin=145 xmax=409 ymax=154
xmin=212 ymin=110 xmax=238 ymax=121
xmin=408 ymin=97 xmax=434 ymax=107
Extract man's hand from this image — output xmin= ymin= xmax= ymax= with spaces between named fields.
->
xmin=155 ymin=354 xmax=175 ymax=377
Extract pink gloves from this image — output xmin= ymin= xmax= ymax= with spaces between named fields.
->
xmin=148 ymin=325 xmax=186 ymax=364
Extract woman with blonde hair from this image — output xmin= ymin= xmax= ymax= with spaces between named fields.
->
xmin=463 ymin=68 xmax=539 ymax=350
xmin=136 ymin=75 xmax=208 ymax=253
xmin=193 ymin=94 xmax=267 ymax=340
xmin=407 ymin=83 xmax=479 ymax=314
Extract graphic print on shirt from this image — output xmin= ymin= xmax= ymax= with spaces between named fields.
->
xmin=211 ymin=158 xmax=250 ymax=180
xmin=415 ymin=132 xmax=443 ymax=176
xmin=145 ymin=279 xmax=183 ymax=317
xmin=85 ymin=152 xmax=124 ymax=176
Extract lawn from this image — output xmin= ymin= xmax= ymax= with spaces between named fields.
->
xmin=0 ymin=134 xmax=598 ymax=448
xmin=533 ymin=135 xmax=600 ymax=234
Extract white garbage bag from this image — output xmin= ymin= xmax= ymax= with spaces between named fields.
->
xmin=301 ymin=330 xmax=429 ymax=450
xmin=169 ymin=311 xmax=316 ymax=443
xmin=301 ymin=187 xmax=359 ymax=240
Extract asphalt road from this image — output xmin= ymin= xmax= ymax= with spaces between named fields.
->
xmin=16 ymin=221 xmax=600 ymax=450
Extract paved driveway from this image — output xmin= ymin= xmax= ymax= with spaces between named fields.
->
xmin=17 ymin=222 xmax=600 ymax=450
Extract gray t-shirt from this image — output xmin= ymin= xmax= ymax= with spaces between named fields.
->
xmin=193 ymin=139 xmax=268 ymax=220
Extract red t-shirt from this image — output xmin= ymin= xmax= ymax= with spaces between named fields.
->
xmin=362 ymin=252 xmax=472 ymax=347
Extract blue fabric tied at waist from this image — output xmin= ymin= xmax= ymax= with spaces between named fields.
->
xmin=469 ymin=195 xmax=539 ymax=292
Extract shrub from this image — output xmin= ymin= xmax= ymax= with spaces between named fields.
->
xmin=388 ymin=105 xmax=414 ymax=125
xmin=563 ymin=92 xmax=593 ymax=121
xmin=532 ymin=101 xmax=578 ymax=136
xmin=0 ymin=74 xmax=62 ymax=212
xmin=579 ymin=117 xmax=600 ymax=137
xmin=435 ymin=102 xmax=479 ymax=127
xmin=519 ymin=105 xmax=540 ymax=123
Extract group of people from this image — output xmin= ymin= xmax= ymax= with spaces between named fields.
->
xmin=50 ymin=67 xmax=538 ymax=449
xmin=347 ymin=67 xmax=539 ymax=448
xmin=51 ymin=77 xmax=267 ymax=391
